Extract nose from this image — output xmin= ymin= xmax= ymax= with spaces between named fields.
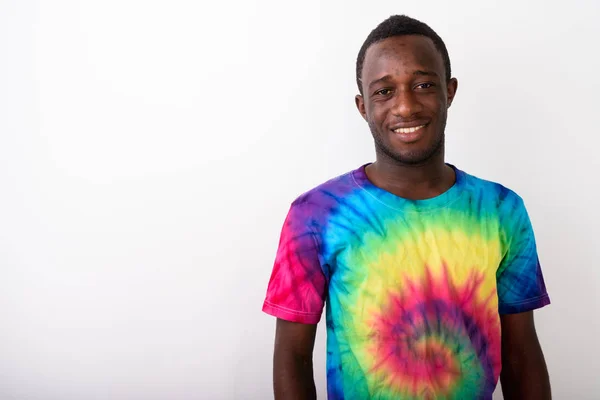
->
xmin=391 ymin=89 xmax=422 ymax=118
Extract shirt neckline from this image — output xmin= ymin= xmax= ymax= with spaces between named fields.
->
xmin=351 ymin=163 xmax=466 ymax=212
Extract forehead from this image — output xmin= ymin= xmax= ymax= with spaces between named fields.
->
xmin=362 ymin=35 xmax=445 ymax=81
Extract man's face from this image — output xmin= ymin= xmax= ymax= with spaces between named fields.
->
xmin=356 ymin=35 xmax=458 ymax=165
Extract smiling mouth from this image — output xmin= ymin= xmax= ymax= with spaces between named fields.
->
xmin=393 ymin=124 xmax=427 ymax=134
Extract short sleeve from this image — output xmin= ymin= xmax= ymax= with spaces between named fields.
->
xmin=262 ymin=202 xmax=327 ymax=324
xmin=497 ymin=197 xmax=550 ymax=314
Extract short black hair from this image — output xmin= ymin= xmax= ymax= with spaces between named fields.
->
xmin=356 ymin=15 xmax=452 ymax=94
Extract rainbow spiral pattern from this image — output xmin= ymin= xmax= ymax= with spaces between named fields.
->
xmin=263 ymin=165 xmax=549 ymax=399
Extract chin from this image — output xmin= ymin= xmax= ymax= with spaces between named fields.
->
xmin=395 ymin=154 xmax=433 ymax=165
xmin=390 ymin=144 xmax=443 ymax=165
xmin=376 ymin=134 xmax=444 ymax=165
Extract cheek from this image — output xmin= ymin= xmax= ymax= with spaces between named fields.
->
xmin=367 ymin=104 xmax=388 ymax=126
xmin=423 ymin=96 xmax=445 ymax=112
xmin=435 ymin=102 xmax=448 ymax=121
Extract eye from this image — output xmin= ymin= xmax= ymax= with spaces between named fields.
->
xmin=415 ymin=82 xmax=435 ymax=90
xmin=374 ymin=88 xmax=393 ymax=96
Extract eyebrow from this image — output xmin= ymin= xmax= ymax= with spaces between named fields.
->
xmin=413 ymin=70 xmax=439 ymax=78
xmin=367 ymin=70 xmax=440 ymax=89
xmin=367 ymin=75 xmax=393 ymax=90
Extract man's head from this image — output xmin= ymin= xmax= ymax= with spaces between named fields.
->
xmin=355 ymin=15 xmax=458 ymax=166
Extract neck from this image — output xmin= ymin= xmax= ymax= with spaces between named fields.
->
xmin=365 ymin=149 xmax=455 ymax=200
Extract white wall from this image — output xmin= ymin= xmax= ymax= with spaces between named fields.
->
xmin=1 ymin=0 xmax=598 ymax=399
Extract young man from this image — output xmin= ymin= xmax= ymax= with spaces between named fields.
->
xmin=262 ymin=15 xmax=551 ymax=400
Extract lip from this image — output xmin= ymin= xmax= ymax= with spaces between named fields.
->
xmin=390 ymin=122 xmax=429 ymax=144
xmin=389 ymin=121 xmax=430 ymax=131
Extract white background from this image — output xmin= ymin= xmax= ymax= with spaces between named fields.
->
xmin=1 ymin=0 xmax=599 ymax=399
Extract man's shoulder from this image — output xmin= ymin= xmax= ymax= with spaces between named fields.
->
xmin=460 ymin=168 xmax=525 ymax=207
xmin=290 ymin=167 xmax=360 ymax=211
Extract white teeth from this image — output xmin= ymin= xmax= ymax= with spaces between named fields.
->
xmin=394 ymin=125 xmax=425 ymax=134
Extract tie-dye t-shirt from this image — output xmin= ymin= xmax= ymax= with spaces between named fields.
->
xmin=262 ymin=164 xmax=550 ymax=400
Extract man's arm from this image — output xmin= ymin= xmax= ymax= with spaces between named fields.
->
xmin=273 ymin=318 xmax=318 ymax=400
xmin=500 ymin=311 xmax=551 ymax=400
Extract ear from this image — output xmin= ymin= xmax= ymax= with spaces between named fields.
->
xmin=355 ymin=94 xmax=367 ymax=121
xmin=446 ymin=78 xmax=458 ymax=108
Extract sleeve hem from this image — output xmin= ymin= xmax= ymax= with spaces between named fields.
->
xmin=499 ymin=293 xmax=551 ymax=314
xmin=262 ymin=301 xmax=321 ymax=324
